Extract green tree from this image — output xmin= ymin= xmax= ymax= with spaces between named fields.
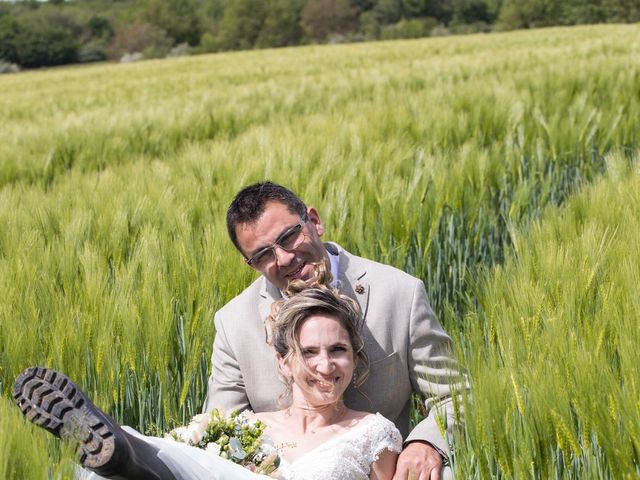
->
xmin=77 ymin=16 xmax=114 ymax=63
xmin=400 ymin=0 xmax=429 ymax=17
xmin=45 ymin=8 xmax=83 ymax=37
xmin=0 ymin=14 xmax=20 ymax=63
xmin=613 ymin=0 xmax=640 ymax=21
xmin=87 ymin=15 xmax=115 ymax=41
xmin=143 ymin=0 xmax=202 ymax=45
xmin=560 ymin=0 xmax=640 ymax=24
xmin=108 ymin=21 xmax=172 ymax=58
xmin=352 ymin=0 xmax=376 ymax=11
xmin=256 ymin=0 xmax=305 ymax=48
xmin=373 ymin=0 xmax=403 ymax=24
xmin=451 ymin=0 xmax=499 ymax=24
xmin=215 ymin=0 xmax=268 ymax=50
xmin=13 ymin=14 xmax=78 ymax=67
xmin=301 ymin=0 xmax=358 ymax=41
xmin=380 ymin=16 xmax=437 ymax=38
xmin=497 ymin=0 xmax=563 ymax=29
xmin=358 ymin=9 xmax=382 ymax=38
xmin=196 ymin=0 xmax=225 ymax=34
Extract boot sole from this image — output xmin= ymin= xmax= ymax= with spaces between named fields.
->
xmin=13 ymin=367 xmax=117 ymax=469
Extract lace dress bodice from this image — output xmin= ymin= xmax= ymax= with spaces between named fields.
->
xmin=276 ymin=413 xmax=402 ymax=480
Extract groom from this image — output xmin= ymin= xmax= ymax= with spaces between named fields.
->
xmin=204 ymin=182 xmax=464 ymax=480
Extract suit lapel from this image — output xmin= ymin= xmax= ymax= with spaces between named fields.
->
xmin=258 ymin=277 xmax=282 ymax=331
xmin=333 ymin=244 xmax=370 ymax=321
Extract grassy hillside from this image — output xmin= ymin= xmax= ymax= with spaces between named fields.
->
xmin=1 ymin=24 xmax=638 ymax=478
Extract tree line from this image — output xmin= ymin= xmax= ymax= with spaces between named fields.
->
xmin=1 ymin=0 xmax=638 ymax=70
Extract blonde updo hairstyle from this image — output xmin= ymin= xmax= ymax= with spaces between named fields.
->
xmin=265 ymin=262 xmax=369 ymax=401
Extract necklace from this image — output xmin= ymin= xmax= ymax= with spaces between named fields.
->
xmin=286 ymin=403 xmax=346 ymax=434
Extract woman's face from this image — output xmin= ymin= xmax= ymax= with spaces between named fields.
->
xmin=281 ymin=313 xmax=355 ymax=407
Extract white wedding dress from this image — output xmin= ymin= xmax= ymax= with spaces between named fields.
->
xmin=78 ymin=413 xmax=402 ymax=480
xmin=275 ymin=413 xmax=402 ymax=480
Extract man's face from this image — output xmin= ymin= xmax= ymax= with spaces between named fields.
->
xmin=235 ymin=201 xmax=328 ymax=290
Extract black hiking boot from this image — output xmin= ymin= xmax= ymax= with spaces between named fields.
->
xmin=13 ymin=366 xmax=176 ymax=480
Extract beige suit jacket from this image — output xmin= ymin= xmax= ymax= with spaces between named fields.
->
xmin=203 ymin=243 xmax=461 ymax=455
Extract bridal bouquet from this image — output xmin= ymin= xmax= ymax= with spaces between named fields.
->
xmin=167 ymin=409 xmax=280 ymax=475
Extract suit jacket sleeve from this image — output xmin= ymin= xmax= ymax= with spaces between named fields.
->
xmin=202 ymin=312 xmax=250 ymax=414
xmin=405 ymin=279 xmax=465 ymax=455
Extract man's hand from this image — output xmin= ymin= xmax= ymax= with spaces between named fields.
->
xmin=392 ymin=441 xmax=443 ymax=480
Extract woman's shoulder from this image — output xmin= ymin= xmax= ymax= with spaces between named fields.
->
xmin=345 ymin=409 xmax=373 ymax=422
xmin=354 ymin=413 xmax=403 ymax=459
xmin=344 ymin=410 xmax=397 ymax=432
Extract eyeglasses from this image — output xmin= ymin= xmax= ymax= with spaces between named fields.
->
xmin=245 ymin=216 xmax=308 ymax=268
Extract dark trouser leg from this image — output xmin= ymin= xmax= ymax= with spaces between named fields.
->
xmin=108 ymin=430 xmax=178 ymax=480
xmin=13 ymin=367 xmax=176 ymax=480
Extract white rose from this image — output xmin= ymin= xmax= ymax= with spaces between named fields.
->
xmin=188 ymin=425 xmax=202 ymax=444
xmin=191 ymin=413 xmax=210 ymax=428
xmin=205 ymin=442 xmax=222 ymax=456
xmin=170 ymin=426 xmax=191 ymax=443
xmin=183 ymin=412 xmax=211 ymax=444
xmin=259 ymin=437 xmax=276 ymax=454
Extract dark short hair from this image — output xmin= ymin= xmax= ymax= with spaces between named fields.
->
xmin=226 ymin=182 xmax=307 ymax=254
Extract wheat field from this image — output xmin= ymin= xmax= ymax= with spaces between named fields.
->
xmin=1 ymin=23 xmax=638 ymax=478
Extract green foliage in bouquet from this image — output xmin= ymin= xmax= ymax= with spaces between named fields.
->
xmin=169 ymin=409 xmax=280 ymax=475
xmin=200 ymin=409 xmax=265 ymax=460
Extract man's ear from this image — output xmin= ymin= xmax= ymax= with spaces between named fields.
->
xmin=307 ymin=207 xmax=324 ymax=237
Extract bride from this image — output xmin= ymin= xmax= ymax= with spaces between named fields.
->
xmin=13 ymin=268 xmax=402 ymax=480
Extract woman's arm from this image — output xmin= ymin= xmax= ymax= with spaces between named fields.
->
xmin=370 ymin=448 xmax=399 ymax=480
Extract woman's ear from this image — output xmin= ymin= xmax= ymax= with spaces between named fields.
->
xmin=276 ymin=353 xmax=291 ymax=378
